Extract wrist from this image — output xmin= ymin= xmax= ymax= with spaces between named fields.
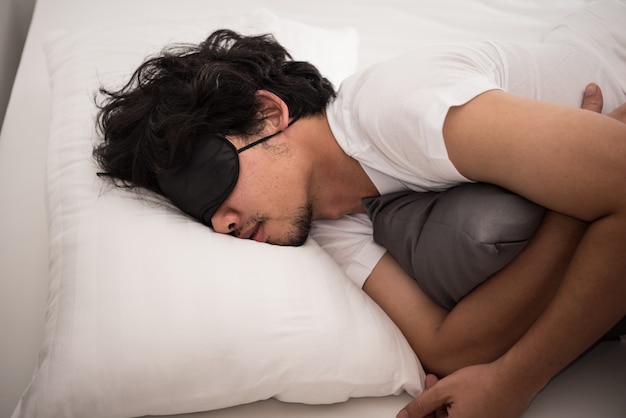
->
xmin=492 ymin=349 xmax=552 ymax=399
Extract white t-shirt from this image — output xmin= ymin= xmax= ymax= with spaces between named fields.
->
xmin=311 ymin=1 xmax=626 ymax=288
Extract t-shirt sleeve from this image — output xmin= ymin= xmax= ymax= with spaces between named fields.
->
xmin=310 ymin=214 xmax=386 ymax=288
xmin=343 ymin=43 xmax=504 ymax=189
xmin=318 ymin=43 xmax=507 ymax=286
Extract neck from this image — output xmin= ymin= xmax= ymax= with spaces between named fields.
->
xmin=303 ymin=114 xmax=379 ymax=220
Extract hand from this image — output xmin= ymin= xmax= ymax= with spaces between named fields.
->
xmin=581 ymin=82 xmax=604 ymax=113
xmin=608 ymin=102 xmax=626 ymax=124
xmin=396 ymin=82 xmax=622 ymax=418
xmin=581 ymin=82 xmax=626 ymax=122
xmin=397 ymin=361 xmax=534 ymax=418
xmin=402 ymin=374 xmax=444 ymax=418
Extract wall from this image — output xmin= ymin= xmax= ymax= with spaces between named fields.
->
xmin=0 ymin=0 xmax=37 ymax=131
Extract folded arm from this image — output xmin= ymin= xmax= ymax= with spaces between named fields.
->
xmin=363 ymin=210 xmax=585 ymax=376
xmin=363 ymin=87 xmax=621 ymax=377
xmin=398 ymin=89 xmax=626 ymax=418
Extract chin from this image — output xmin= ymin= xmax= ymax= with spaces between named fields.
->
xmin=271 ymin=203 xmax=313 ymax=247
xmin=283 ymin=237 xmax=309 ymax=247
xmin=269 ymin=233 xmax=309 ymax=247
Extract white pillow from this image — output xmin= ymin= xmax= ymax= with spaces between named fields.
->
xmin=12 ymin=9 xmax=424 ymax=418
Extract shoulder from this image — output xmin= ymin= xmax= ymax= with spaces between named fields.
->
xmin=337 ymin=42 xmax=505 ymax=123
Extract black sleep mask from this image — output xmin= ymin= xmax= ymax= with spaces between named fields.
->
xmin=156 ymin=118 xmax=298 ymax=227
xmin=157 ymin=135 xmax=239 ymax=227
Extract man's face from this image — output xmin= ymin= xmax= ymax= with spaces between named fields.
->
xmin=210 ymin=129 xmax=313 ymax=246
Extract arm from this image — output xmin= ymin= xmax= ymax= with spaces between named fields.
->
xmin=401 ymin=90 xmax=626 ymax=417
xmin=364 ymin=210 xmax=585 ymax=376
xmin=444 ymin=90 xmax=626 ymax=222
xmin=365 ymin=85 xmax=610 ymax=376
xmin=444 ymin=88 xmax=626 ymax=363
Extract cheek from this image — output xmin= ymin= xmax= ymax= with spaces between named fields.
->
xmin=237 ymin=152 xmax=305 ymax=212
xmin=230 ymin=163 xmax=275 ymax=211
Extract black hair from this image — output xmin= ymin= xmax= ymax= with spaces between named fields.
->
xmin=93 ymin=29 xmax=336 ymax=195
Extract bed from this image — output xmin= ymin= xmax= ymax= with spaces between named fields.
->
xmin=1 ymin=0 xmax=625 ymax=417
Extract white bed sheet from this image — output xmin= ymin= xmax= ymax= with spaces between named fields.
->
xmin=1 ymin=0 xmax=625 ymax=417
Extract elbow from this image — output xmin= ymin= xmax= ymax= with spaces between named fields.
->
xmin=418 ymin=345 xmax=466 ymax=377
xmin=417 ymin=332 xmax=504 ymax=377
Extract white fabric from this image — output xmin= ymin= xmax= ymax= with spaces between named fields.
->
xmin=11 ymin=10 xmax=425 ymax=418
xmin=6 ymin=1 xmax=626 ymax=418
xmin=312 ymin=0 xmax=626 ymax=288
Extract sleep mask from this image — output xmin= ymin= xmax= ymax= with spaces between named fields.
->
xmin=157 ymin=117 xmax=298 ymax=227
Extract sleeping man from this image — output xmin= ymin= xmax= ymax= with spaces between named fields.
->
xmin=93 ymin=1 xmax=626 ymax=417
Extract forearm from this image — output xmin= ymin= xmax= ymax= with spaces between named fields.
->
xmin=397 ymin=89 xmax=626 ymax=418
xmin=495 ymin=214 xmax=626 ymax=395
xmin=364 ymin=211 xmax=587 ymax=376
xmin=428 ymin=211 xmax=586 ymax=375
xmin=441 ymin=90 xmax=626 ymax=392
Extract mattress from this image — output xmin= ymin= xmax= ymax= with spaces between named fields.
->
xmin=1 ymin=0 xmax=624 ymax=417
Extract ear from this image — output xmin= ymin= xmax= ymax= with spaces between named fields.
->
xmin=256 ymin=90 xmax=290 ymax=131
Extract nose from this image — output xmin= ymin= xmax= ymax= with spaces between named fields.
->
xmin=210 ymin=206 xmax=241 ymax=235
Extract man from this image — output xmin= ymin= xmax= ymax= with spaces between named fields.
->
xmin=94 ymin=2 xmax=626 ymax=417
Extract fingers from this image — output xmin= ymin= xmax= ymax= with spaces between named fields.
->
xmin=425 ymin=374 xmax=440 ymax=389
xmin=581 ymin=83 xmax=603 ymax=113
xmin=581 ymin=82 xmax=626 ymax=123
xmin=607 ymin=103 xmax=626 ymax=124
xmin=397 ymin=375 xmax=446 ymax=418
xmin=397 ymin=389 xmax=447 ymax=418
xmin=435 ymin=406 xmax=449 ymax=418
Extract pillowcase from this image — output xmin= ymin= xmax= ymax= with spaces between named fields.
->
xmin=12 ymin=10 xmax=424 ymax=418
xmin=363 ymin=183 xmax=545 ymax=310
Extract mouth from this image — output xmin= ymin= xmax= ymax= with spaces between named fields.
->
xmin=247 ymin=222 xmax=265 ymax=242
